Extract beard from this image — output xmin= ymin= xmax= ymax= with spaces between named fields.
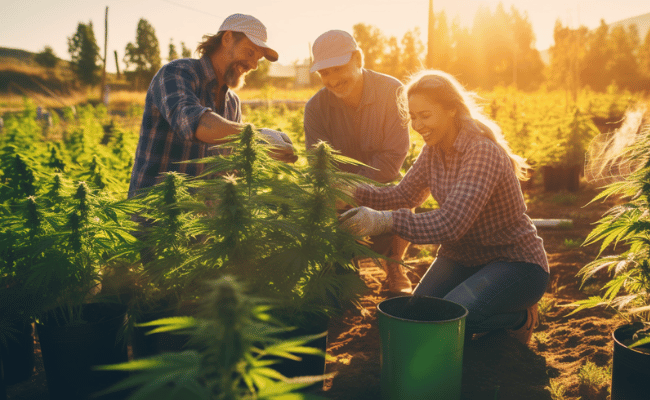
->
xmin=223 ymin=61 xmax=249 ymax=90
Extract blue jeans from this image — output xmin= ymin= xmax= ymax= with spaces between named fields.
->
xmin=413 ymin=256 xmax=549 ymax=334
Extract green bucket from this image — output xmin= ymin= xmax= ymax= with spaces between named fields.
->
xmin=377 ymin=296 xmax=468 ymax=400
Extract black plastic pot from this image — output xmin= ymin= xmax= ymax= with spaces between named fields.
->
xmin=272 ymin=314 xmax=329 ymax=379
xmin=611 ymin=323 xmax=650 ymax=400
xmin=0 ymin=348 xmax=6 ymax=400
xmin=130 ymin=303 xmax=196 ymax=359
xmin=0 ymin=319 xmax=34 ymax=385
xmin=36 ymin=303 xmax=129 ymax=400
xmin=131 ymin=311 xmax=190 ymax=359
xmin=542 ymin=165 xmax=580 ymax=192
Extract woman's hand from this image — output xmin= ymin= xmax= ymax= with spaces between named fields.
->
xmin=338 ymin=206 xmax=393 ymax=237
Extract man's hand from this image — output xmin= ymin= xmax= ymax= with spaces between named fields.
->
xmin=259 ymin=128 xmax=298 ymax=163
xmin=338 ymin=206 xmax=393 ymax=237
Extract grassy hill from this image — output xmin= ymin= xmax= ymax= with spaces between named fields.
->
xmin=609 ymin=11 xmax=650 ymax=40
xmin=0 ymin=46 xmax=78 ymax=107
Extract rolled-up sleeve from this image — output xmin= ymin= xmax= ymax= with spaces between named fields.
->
xmin=153 ymin=63 xmax=211 ymax=142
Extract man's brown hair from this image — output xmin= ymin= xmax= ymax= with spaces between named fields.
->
xmin=196 ymin=31 xmax=247 ymax=57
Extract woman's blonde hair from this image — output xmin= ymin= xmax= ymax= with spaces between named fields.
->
xmin=398 ymin=69 xmax=530 ymax=181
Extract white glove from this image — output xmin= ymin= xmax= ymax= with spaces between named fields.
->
xmin=258 ymin=128 xmax=294 ymax=151
xmin=338 ymin=206 xmax=393 ymax=237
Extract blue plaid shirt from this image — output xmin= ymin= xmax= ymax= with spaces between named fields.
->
xmin=128 ymin=56 xmax=241 ymax=197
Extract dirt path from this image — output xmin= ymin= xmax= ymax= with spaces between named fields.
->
xmin=322 ymin=184 xmax=620 ymax=400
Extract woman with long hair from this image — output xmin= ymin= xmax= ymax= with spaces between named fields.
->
xmin=340 ymin=70 xmax=549 ymax=344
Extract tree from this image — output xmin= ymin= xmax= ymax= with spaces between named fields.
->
xmin=548 ymin=21 xmax=589 ymax=99
xmin=510 ymin=7 xmax=544 ymax=90
xmin=464 ymin=3 xmax=544 ymax=90
xmin=68 ymin=21 xmax=101 ymax=86
xmin=431 ymin=11 xmax=451 ymax=72
xmin=383 ymin=36 xmax=402 ymax=79
xmin=426 ymin=0 xmax=436 ymax=68
xmin=34 ymin=46 xmax=58 ymax=69
xmin=607 ymin=24 xmax=641 ymax=90
xmin=578 ymin=20 xmax=610 ymax=91
xmin=124 ymin=18 xmax=162 ymax=90
xmin=180 ymin=42 xmax=192 ymax=58
xmin=448 ymin=18 xmax=477 ymax=87
xmin=400 ymin=28 xmax=425 ymax=80
xmin=352 ymin=23 xmax=386 ymax=71
xmin=640 ymin=29 xmax=650 ymax=83
xmin=168 ymin=39 xmax=179 ymax=62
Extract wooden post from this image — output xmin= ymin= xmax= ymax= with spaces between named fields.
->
xmin=114 ymin=50 xmax=120 ymax=79
xmin=426 ymin=0 xmax=435 ymax=69
xmin=100 ymin=6 xmax=108 ymax=104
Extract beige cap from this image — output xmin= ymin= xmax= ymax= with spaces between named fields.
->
xmin=218 ymin=13 xmax=278 ymax=62
xmin=310 ymin=30 xmax=358 ymax=73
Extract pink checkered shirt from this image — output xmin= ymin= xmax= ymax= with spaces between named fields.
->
xmin=356 ymin=120 xmax=549 ymax=272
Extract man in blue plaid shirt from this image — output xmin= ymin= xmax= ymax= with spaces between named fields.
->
xmin=128 ymin=13 xmax=296 ymax=198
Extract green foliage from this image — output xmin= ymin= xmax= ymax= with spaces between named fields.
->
xmin=34 ymin=46 xmax=58 ymax=69
xmin=563 ymin=238 xmax=581 ymax=249
xmin=67 ymin=21 xmax=101 ymax=86
xmin=0 ymin=102 xmax=140 ymax=339
xmin=570 ymin=117 xmax=650 ymax=346
xmin=0 ymin=175 xmax=138 ymax=329
xmin=127 ymin=125 xmax=379 ymax=326
xmin=482 ymin=88 xmax=634 ymax=169
xmin=545 ymin=378 xmax=567 ymax=400
xmin=352 ymin=4 xmax=544 ymax=89
xmin=550 ymin=19 xmax=649 ymax=94
xmin=96 ymin=276 xmax=329 ymax=400
xmin=168 ymin=38 xmax=179 ymax=62
xmin=124 ymin=18 xmax=162 ymax=90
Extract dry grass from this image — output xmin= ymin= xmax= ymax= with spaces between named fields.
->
xmin=0 ymin=91 xmax=87 ymax=112
xmin=237 ymin=87 xmax=318 ymax=101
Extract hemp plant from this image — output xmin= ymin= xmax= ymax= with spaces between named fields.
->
xmin=1 ymin=174 xmax=138 ymax=327
xmin=128 ymin=172 xmax=203 ymax=314
xmin=96 ymin=276 xmax=329 ymax=400
xmin=184 ymin=125 xmax=377 ymax=323
xmin=571 ymin=117 xmax=650 ymax=349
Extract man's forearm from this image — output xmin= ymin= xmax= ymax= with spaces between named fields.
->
xmin=195 ymin=111 xmax=245 ymax=144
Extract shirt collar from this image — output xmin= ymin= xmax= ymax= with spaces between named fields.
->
xmin=450 ymin=117 xmax=483 ymax=153
xmin=199 ymin=55 xmax=230 ymax=96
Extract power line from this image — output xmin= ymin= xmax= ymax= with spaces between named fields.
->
xmin=160 ymin=0 xmax=222 ymax=19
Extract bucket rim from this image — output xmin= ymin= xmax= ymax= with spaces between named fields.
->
xmin=612 ymin=322 xmax=650 ymax=356
xmin=376 ymin=295 xmax=469 ymax=324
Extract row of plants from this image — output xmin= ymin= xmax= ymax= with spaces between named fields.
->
xmin=482 ymin=86 xmax=640 ymax=169
xmin=0 ymin=112 xmax=382 ymax=398
xmin=568 ymin=105 xmax=650 ymax=399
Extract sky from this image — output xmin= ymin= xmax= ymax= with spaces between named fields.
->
xmin=3 ymin=0 xmax=650 ymax=73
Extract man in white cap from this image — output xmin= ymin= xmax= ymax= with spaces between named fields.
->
xmin=129 ymin=13 xmax=295 ymax=198
xmin=304 ymin=30 xmax=412 ymax=294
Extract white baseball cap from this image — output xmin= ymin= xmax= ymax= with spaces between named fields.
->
xmin=310 ymin=30 xmax=358 ymax=73
xmin=218 ymin=13 xmax=279 ymax=62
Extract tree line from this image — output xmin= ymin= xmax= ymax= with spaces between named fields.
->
xmin=33 ymin=3 xmax=650 ymax=93
xmin=35 ymin=18 xmax=189 ymax=91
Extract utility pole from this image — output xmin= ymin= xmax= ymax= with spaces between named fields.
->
xmin=114 ymin=50 xmax=120 ymax=79
xmin=100 ymin=6 xmax=108 ymax=104
xmin=426 ymin=0 xmax=435 ymax=69
xmin=512 ymin=30 xmax=518 ymax=89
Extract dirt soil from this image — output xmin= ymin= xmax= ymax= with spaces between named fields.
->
xmin=321 ymin=183 xmax=621 ymax=400
xmin=6 ymin=183 xmax=621 ymax=400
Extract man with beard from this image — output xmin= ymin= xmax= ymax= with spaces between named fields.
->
xmin=128 ymin=13 xmax=295 ymax=198
xmin=304 ymin=30 xmax=412 ymax=294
